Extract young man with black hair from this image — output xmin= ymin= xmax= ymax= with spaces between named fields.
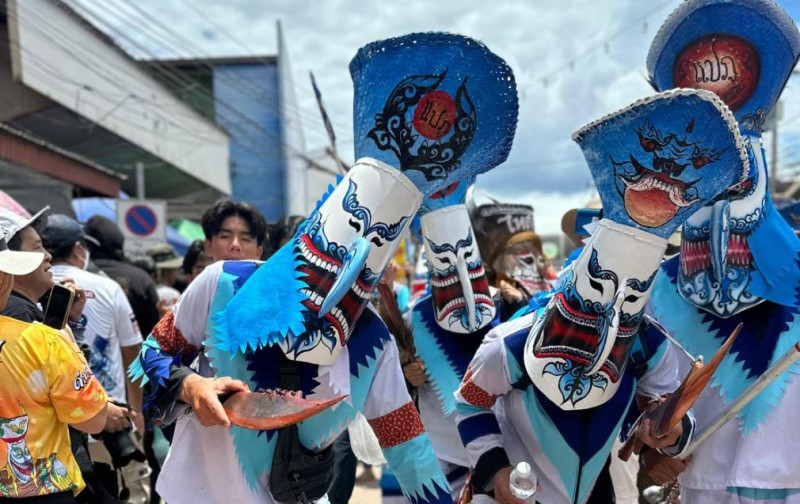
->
xmin=200 ymin=199 xmax=267 ymax=261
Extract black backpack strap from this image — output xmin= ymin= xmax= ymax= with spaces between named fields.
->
xmin=629 ymin=318 xmax=653 ymax=381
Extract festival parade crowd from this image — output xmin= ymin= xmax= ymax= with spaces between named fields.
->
xmin=2 ymin=0 xmax=800 ymax=503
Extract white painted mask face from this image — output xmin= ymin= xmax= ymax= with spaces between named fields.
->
xmin=284 ymin=158 xmax=421 ymax=364
xmin=421 ymin=205 xmax=495 ymax=333
xmin=679 ymin=136 xmax=766 ymax=317
xmin=525 ymin=220 xmax=665 ymax=410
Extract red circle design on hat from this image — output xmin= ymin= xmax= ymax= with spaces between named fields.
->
xmin=673 ymin=35 xmax=760 ymax=111
xmin=413 ymin=91 xmax=457 ymax=140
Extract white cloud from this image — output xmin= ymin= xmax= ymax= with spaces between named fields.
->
xmin=68 ymin=0 xmax=800 ymax=227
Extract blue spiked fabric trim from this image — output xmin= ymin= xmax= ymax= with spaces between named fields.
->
xmin=214 ymin=241 xmax=310 ymax=355
xmin=653 ymin=259 xmax=800 ymax=433
xmin=128 ymin=337 xmax=186 ymax=411
xmin=127 ymin=336 xmax=163 ymax=388
xmin=382 ymin=434 xmax=452 ymax=504
xmin=412 ymin=295 xmax=496 ymax=415
xmin=298 ymin=309 xmax=392 ymax=449
xmin=748 ymin=198 xmax=800 ymax=307
xmin=203 ymin=261 xmax=278 ymax=492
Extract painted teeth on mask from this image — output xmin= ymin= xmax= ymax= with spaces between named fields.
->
xmin=300 ymin=287 xmax=325 ymax=307
xmin=431 ymin=275 xmax=460 ymax=288
xmin=351 ymin=282 xmax=372 ymax=300
xmin=468 ymin=267 xmax=485 ymax=280
xmin=623 ymin=173 xmax=697 ymax=207
xmin=330 ymin=305 xmax=349 ymax=336
xmin=300 ymin=241 xmax=341 ymax=274
xmin=441 ymin=297 xmax=466 ymax=313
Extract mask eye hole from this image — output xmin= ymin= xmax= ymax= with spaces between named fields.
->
xmin=348 ymin=218 xmax=362 ymax=233
xmin=589 ymin=278 xmax=603 ymax=293
xmin=464 ymin=250 xmax=473 ymax=260
xmin=371 ymin=237 xmax=384 ymax=247
xmin=624 ymin=294 xmax=640 ymax=303
xmin=440 ymin=257 xmax=452 ymax=265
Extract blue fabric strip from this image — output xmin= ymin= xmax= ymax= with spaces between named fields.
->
xmin=727 ymin=487 xmax=800 ymax=500
xmin=457 ymin=412 xmax=501 ymax=446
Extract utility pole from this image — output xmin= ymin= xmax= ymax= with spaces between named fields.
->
xmin=766 ymin=100 xmax=783 ymax=193
xmin=136 ymin=161 xmax=145 ymax=200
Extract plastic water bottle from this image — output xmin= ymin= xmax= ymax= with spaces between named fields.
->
xmin=509 ymin=462 xmax=538 ymax=502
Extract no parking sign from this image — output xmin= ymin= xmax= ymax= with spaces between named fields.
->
xmin=117 ymin=200 xmax=167 ymax=254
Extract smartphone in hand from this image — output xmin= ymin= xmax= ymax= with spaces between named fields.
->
xmin=42 ymin=284 xmax=75 ymax=329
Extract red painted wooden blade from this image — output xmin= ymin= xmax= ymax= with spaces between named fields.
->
xmin=223 ymin=390 xmax=347 ymax=430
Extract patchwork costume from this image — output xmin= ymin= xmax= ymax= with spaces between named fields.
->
xmin=357 ymin=32 xmax=517 ymax=500
xmin=647 ymin=1 xmax=800 ymax=502
xmin=130 ymin=32 xmax=517 ymax=504
xmin=411 ymin=189 xmax=514 ymax=497
xmin=455 ymin=89 xmax=750 ymax=503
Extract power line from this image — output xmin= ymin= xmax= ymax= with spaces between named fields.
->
xmin=63 ymin=0 xmax=323 ymax=162
xmin=87 ymin=0 xmax=351 ymax=140
xmin=525 ymin=0 xmax=680 ymax=90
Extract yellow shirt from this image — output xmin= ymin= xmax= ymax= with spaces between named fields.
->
xmin=0 ymin=315 xmax=107 ymax=497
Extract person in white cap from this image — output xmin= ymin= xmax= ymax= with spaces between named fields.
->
xmin=0 ymin=223 xmax=108 ymax=503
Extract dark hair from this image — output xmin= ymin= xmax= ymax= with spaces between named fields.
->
xmin=46 ymin=241 xmax=82 ymax=263
xmin=201 ymin=199 xmax=268 ymax=247
xmin=182 ymin=240 xmax=207 ymax=274
xmin=269 ymin=215 xmax=305 ymax=251
xmin=127 ymin=254 xmax=156 ymax=276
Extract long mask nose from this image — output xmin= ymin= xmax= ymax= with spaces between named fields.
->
xmin=587 ymin=278 xmax=626 ymax=377
xmin=319 ymin=237 xmax=371 ymax=317
xmin=710 ymin=199 xmax=730 ymax=285
xmin=456 ymin=253 xmax=477 ymax=332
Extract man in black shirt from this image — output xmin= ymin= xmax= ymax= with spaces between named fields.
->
xmin=84 ymin=216 xmax=161 ymax=337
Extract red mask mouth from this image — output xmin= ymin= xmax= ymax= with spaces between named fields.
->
xmin=622 ymin=158 xmax=698 ymax=228
xmin=296 ymin=234 xmax=376 ymax=346
xmin=535 ymin=293 xmax=638 ymax=383
xmin=430 ymin=265 xmax=493 ymax=322
xmin=680 ymin=233 xmax=753 ymax=277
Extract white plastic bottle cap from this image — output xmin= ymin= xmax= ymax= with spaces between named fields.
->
xmin=516 ymin=462 xmax=532 ymax=475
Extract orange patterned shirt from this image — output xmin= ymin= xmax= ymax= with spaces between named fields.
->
xmin=0 ymin=316 xmax=107 ymax=497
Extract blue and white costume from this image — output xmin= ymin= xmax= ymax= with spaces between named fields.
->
xmin=647 ymin=1 xmax=800 ymax=502
xmin=131 ymin=260 xmax=450 ymax=504
xmin=455 ymin=89 xmax=750 ymax=503
xmin=410 ymin=187 xmax=510 ymax=498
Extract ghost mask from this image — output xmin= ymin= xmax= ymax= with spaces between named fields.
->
xmin=522 ymin=89 xmax=748 ymax=410
xmin=648 ymin=0 xmax=800 ymax=316
xmin=350 ymin=32 xmax=518 ymax=197
xmin=283 ymin=158 xmax=421 ymax=364
xmin=524 ymin=220 xmax=665 ymax=409
xmin=421 ymin=205 xmax=495 ymax=333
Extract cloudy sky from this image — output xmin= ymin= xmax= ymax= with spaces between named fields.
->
xmin=70 ymin=0 xmax=800 ymax=233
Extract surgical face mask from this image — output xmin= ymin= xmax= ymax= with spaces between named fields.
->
xmin=78 ymin=243 xmax=90 ymax=271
